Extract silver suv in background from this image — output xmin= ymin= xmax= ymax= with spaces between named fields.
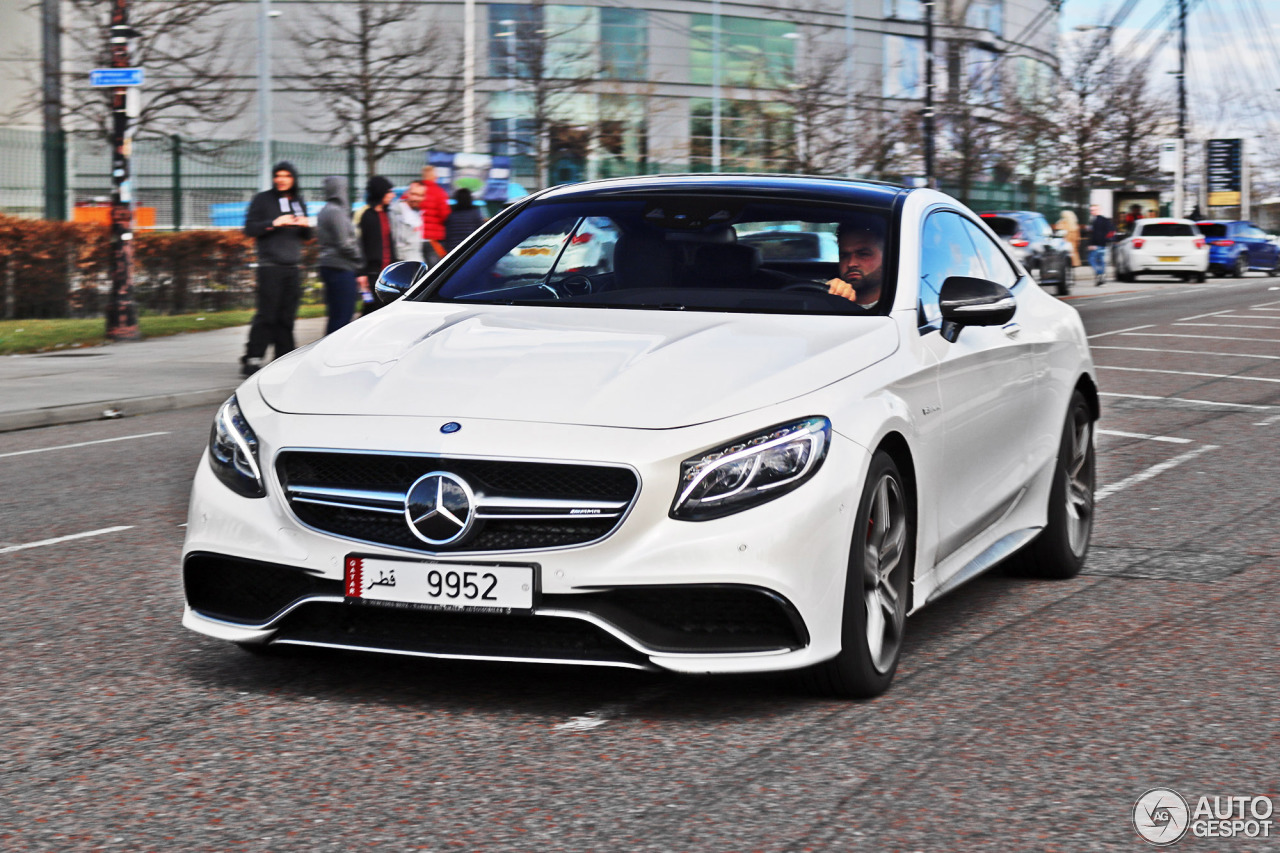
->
xmin=980 ymin=211 xmax=1074 ymax=296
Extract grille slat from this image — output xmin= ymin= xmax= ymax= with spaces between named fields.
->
xmin=277 ymin=451 xmax=638 ymax=554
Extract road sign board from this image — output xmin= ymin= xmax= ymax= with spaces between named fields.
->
xmin=89 ymin=68 xmax=144 ymax=87
xmin=1206 ymin=138 xmax=1242 ymax=195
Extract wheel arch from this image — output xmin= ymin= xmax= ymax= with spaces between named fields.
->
xmin=1075 ymin=372 xmax=1100 ymax=422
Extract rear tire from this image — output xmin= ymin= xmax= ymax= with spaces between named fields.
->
xmin=1233 ymin=253 xmax=1248 ymax=278
xmin=1013 ymin=390 xmax=1095 ymax=580
xmin=805 ymin=451 xmax=913 ymax=699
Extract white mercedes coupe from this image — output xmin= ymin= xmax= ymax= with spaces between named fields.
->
xmin=183 ymin=175 xmax=1098 ymax=698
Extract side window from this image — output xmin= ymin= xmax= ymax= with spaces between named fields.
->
xmin=961 ymin=218 xmax=1020 ymax=288
xmin=919 ymin=211 xmax=983 ymax=326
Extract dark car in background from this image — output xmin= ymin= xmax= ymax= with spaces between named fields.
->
xmin=1196 ymin=220 xmax=1280 ymax=277
xmin=980 ymin=211 xmax=1074 ymax=296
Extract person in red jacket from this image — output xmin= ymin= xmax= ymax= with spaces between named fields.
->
xmin=419 ymin=165 xmax=451 ymax=266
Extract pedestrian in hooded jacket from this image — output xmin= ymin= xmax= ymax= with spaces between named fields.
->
xmin=316 ymin=176 xmax=363 ymax=334
xmin=357 ymin=175 xmax=396 ymax=313
xmin=242 ymin=161 xmax=313 ymax=376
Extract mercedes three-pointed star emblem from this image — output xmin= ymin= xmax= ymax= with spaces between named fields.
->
xmin=404 ymin=471 xmax=476 ymax=546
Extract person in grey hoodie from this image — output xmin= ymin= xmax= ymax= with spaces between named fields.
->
xmin=316 ymin=176 xmax=364 ymax=333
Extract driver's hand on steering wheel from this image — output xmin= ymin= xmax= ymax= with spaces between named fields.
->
xmin=826 ymin=277 xmax=858 ymax=302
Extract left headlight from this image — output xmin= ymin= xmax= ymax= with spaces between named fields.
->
xmin=208 ymin=394 xmax=265 ymax=498
xmin=671 ymin=417 xmax=830 ymax=521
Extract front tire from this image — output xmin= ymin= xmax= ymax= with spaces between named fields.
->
xmin=1014 ymin=390 xmax=1095 ymax=579
xmin=806 ymin=451 xmax=913 ymax=699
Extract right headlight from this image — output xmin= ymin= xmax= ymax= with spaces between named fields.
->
xmin=208 ymin=394 xmax=265 ymax=498
xmin=670 ymin=417 xmax=830 ymax=521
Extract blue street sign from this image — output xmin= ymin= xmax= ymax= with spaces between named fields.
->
xmin=89 ymin=68 xmax=145 ymax=87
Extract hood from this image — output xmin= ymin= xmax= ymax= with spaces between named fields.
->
xmin=322 ymin=175 xmax=348 ymax=206
xmin=257 ymin=304 xmax=899 ymax=429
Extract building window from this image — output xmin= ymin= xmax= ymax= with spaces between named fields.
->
xmin=489 ymin=4 xmax=539 ymax=79
xmin=966 ymin=0 xmax=1003 ymax=37
xmin=883 ymin=35 xmax=925 ymax=99
xmin=690 ymin=98 xmax=793 ymax=171
xmin=689 ymin=15 xmax=796 ymax=88
xmin=601 ymin=9 xmax=647 ymax=80
xmin=966 ymin=46 xmax=1001 ymax=105
xmin=883 ymin=0 xmax=924 ymax=21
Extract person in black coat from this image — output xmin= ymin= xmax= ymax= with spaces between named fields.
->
xmin=242 ymin=160 xmax=312 ymax=376
xmin=357 ymin=175 xmax=396 ymax=312
xmin=443 ymin=188 xmax=486 ymax=253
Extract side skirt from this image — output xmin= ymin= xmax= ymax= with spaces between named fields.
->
xmin=925 ymin=526 xmax=1042 ymax=604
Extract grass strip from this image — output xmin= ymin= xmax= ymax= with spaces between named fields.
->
xmin=0 ymin=305 xmax=327 ymax=355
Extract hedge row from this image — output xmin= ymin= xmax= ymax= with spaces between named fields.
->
xmin=0 ymin=216 xmax=286 ymax=319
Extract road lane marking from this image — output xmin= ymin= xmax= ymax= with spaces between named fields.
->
xmin=1122 ymin=332 xmax=1280 ymax=343
xmin=554 ymin=686 xmax=672 ymax=732
xmin=1100 ymin=392 xmax=1273 ymax=410
xmin=1176 ymin=311 xmax=1231 ymax=321
xmin=0 ymin=431 xmax=170 ymax=460
xmin=1207 ymin=315 xmax=1280 ymax=321
xmin=1096 ymin=445 xmax=1219 ymax=501
xmin=1092 ymin=345 xmax=1280 ymax=360
xmin=0 ymin=526 xmax=134 ymax=555
xmin=1175 ymin=322 xmax=1280 ymax=329
xmin=1087 ymin=324 xmax=1155 ymax=339
xmin=1097 ymin=429 xmax=1192 ymax=444
xmin=1093 ymin=296 xmax=1156 ymax=305
xmin=1098 ymin=366 xmax=1280 ymax=383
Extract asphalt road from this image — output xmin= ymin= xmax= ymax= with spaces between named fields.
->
xmin=4 ymin=277 xmax=1280 ymax=852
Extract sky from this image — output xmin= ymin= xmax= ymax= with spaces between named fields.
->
xmin=1057 ymin=0 xmax=1280 ymax=151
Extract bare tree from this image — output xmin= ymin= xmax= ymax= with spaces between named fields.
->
xmin=292 ymin=0 xmax=462 ymax=176
xmin=491 ymin=0 xmax=599 ymax=187
xmin=1098 ymin=63 xmax=1171 ymax=188
xmin=770 ymin=28 xmax=853 ymax=176
xmin=1000 ymin=63 xmax=1061 ymax=211
xmin=8 ymin=0 xmax=249 ymax=140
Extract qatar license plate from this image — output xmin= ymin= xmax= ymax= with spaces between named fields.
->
xmin=1159 ymin=255 xmax=1182 ymax=263
xmin=344 ymin=556 xmax=534 ymax=611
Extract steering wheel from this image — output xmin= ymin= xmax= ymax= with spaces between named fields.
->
xmin=558 ymin=274 xmax=594 ymax=297
xmin=780 ymin=280 xmax=834 ymax=294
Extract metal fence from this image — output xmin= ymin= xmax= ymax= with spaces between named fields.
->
xmin=2 ymin=127 xmax=1070 ymax=225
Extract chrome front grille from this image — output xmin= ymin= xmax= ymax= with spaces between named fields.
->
xmin=276 ymin=450 xmax=639 ymax=554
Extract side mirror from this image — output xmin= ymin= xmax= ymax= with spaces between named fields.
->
xmin=938 ymin=276 xmax=1016 ymax=343
xmin=1054 ymin=228 xmax=1068 ymax=238
xmin=375 ymin=261 xmax=429 ymax=304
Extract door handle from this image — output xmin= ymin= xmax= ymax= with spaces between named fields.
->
xmin=1003 ymin=322 xmax=1021 ymax=339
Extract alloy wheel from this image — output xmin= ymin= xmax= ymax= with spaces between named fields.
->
xmin=1064 ymin=408 xmax=1095 ymax=556
xmin=863 ymin=472 xmax=907 ymax=673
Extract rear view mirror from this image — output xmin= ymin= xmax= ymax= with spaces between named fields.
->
xmin=375 ymin=261 xmax=429 ymax=303
xmin=939 ymin=276 xmax=1016 ymax=343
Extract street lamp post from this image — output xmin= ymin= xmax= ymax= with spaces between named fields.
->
xmin=711 ymin=0 xmax=722 ymax=171
xmin=463 ymin=0 xmax=475 ymax=152
xmin=105 ymin=0 xmax=138 ymax=341
xmin=843 ymin=0 xmax=856 ymax=177
xmin=257 ymin=0 xmax=275 ymax=191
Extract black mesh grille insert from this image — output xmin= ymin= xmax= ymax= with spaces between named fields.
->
xmin=276 ymin=451 xmax=638 ymax=553
xmin=545 ymin=585 xmax=807 ymax=653
xmin=184 ymin=553 xmax=342 ymax=624
xmin=273 ymin=601 xmax=648 ymax=666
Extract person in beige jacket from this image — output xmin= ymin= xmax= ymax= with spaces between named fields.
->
xmin=1055 ymin=209 xmax=1082 ymax=267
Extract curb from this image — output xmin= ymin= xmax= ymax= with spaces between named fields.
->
xmin=0 ymin=387 xmax=235 ymax=434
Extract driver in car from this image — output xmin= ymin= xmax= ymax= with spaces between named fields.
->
xmin=826 ymin=219 xmax=885 ymax=307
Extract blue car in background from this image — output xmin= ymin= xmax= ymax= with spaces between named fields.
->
xmin=1196 ymin=220 xmax=1280 ymax=277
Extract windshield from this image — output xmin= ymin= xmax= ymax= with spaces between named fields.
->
xmin=420 ymin=198 xmax=894 ymax=315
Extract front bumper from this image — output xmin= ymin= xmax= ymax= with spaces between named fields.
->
xmin=182 ymin=397 xmax=871 ymax=674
